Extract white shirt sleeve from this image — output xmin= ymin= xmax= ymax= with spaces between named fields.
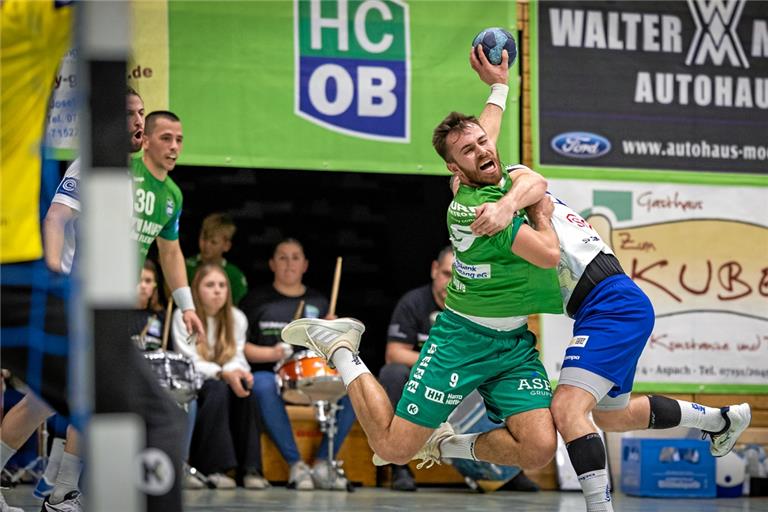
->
xmin=221 ymin=308 xmax=251 ymax=374
xmin=172 ymin=308 xmax=222 ymax=379
xmin=51 ymin=157 xmax=81 ymax=212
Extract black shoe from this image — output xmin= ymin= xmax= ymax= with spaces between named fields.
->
xmin=505 ymin=471 xmax=539 ymax=492
xmin=391 ymin=464 xmax=417 ymax=492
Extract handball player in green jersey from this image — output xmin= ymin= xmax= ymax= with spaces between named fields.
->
xmin=131 ymin=111 xmax=204 ymax=338
xmin=279 ymin=47 xmax=566 ymax=473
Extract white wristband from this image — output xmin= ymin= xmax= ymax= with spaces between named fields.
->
xmin=172 ymin=286 xmax=195 ymax=311
xmin=486 ymin=83 xmax=509 ymax=111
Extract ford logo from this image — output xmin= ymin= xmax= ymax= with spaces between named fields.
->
xmin=551 ymin=132 xmax=611 ymax=159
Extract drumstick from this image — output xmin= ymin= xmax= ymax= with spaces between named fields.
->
xmin=328 ymin=256 xmax=342 ymax=317
xmin=293 ymin=300 xmax=305 ymax=320
xmin=161 ymin=297 xmax=174 ymax=351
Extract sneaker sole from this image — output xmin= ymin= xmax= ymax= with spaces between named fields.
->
xmin=281 ymin=318 xmax=365 ymax=349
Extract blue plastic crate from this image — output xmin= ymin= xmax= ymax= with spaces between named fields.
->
xmin=621 ymin=438 xmax=716 ymax=498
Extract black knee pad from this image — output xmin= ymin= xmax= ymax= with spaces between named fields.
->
xmin=566 ymin=433 xmax=606 ymax=475
xmin=648 ymin=395 xmax=681 ymax=429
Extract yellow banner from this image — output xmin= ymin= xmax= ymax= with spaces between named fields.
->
xmin=129 ymin=0 xmax=169 ymax=112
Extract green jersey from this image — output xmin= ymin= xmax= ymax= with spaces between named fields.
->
xmin=131 ymin=157 xmax=183 ymax=267
xmin=446 ymin=175 xmax=562 ymax=318
xmin=186 ymin=254 xmax=249 ymax=305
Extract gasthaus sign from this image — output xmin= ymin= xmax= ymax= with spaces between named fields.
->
xmin=532 ymin=0 xmax=768 ymax=175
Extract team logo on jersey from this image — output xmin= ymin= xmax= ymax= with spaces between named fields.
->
xmin=568 ymin=335 xmax=589 ymax=348
xmin=57 ymin=177 xmax=79 ymax=199
xmin=424 ymin=386 xmax=445 ymax=404
xmin=449 ymin=224 xmax=478 ymax=252
xmin=60 ymin=177 xmax=77 ymax=192
xmin=406 ymin=403 xmax=419 ymax=415
xmin=294 ymin=0 xmax=411 ymax=142
xmin=165 ymin=198 xmax=175 ymax=216
xmin=517 ymin=377 xmax=552 ymax=395
xmin=405 ymin=380 xmax=419 ymax=394
xmin=454 ymin=257 xmax=491 ymax=279
xmin=388 ymin=323 xmax=406 ymax=339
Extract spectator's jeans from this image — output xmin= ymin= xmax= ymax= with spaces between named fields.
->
xmin=378 ymin=363 xmax=411 ymax=407
xmin=250 ymin=371 xmax=356 ymax=463
xmin=185 ymin=399 xmax=197 ymax=461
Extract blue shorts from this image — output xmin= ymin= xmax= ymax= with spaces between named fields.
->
xmin=1 ymin=259 xmax=71 ymax=418
xmin=561 ymin=274 xmax=654 ymax=398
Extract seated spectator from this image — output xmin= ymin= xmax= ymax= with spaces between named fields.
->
xmin=133 ymin=258 xmax=166 ymax=351
xmin=240 ymin=238 xmax=355 ymax=491
xmin=172 ymin=263 xmax=267 ymax=490
xmin=186 ymin=213 xmax=248 ymax=305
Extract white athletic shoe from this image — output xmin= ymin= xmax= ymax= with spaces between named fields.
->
xmin=372 ymin=422 xmax=455 ymax=469
xmin=243 ymin=470 xmax=270 ymax=490
xmin=206 ymin=472 xmax=236 ymax=489
xmin=704 ymin=403 xmax=752 ymax=457
xmin=41 ymin=491 xmax=82 ymax=512
xmin=281 ymin=318 xmax=365 ymax=363
xmin=288 ymin=461 xmax=314 ymax=491
xmin=0 ymin=490 xmax=24 ymax=512
xmin=312 ymin=460 xmax=349 ymax=491
xmin=182 ymin=472 xmax=205 ymax=490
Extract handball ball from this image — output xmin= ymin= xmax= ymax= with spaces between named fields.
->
xmin=472 ymin=27 xmax=517 ymax=65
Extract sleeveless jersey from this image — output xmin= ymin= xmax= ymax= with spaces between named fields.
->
xmin=445 ymin=176 xmax=562 ymax=319
xmin=130 ymin=157 xmax=183 ymax=266
xmin=1 ymin=0 xmax=74 ymax=262
xmin=547 ymin=192 xmax=614 ymax=313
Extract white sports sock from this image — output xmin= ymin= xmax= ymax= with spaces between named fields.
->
xmin=330 ymin=348 xmax=371 ymax=387
xmin=677 ymin=400 xmax=726 ymax=432
xmin=43 ymin=437 xmax=66 ymax=482
xmin=578 ymin=469 xmax=614 ymax=512
xmin=49 ymin=452 xmax=82 ymax=504
xmin=1 ymin=440 xmax=17 ymax=470
xmin=439 ymin=433 xmax=480 ymax=461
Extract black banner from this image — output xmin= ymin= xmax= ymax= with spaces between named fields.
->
xmin=536 ymin=0 xmax=767 ymax=174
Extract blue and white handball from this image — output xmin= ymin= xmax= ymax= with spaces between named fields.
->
xmin=472 ymin=27 xmax=517 ymax=66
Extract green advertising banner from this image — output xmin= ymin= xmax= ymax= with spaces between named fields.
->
xmin=158 ymin=0 xmax=519 ymax=174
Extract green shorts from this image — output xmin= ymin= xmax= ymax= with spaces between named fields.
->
xmin=395 ymin=309 xmax=552 ymax=428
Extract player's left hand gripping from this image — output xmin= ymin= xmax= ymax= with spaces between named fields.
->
xmin=471 ymin=46 xmax=509 ymax=86
xmin=471 ymin=201 xmax=515 ymax=236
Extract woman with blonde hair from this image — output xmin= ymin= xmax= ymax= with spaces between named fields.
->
xmin=173 ymin=263 xmax=266 ymax=489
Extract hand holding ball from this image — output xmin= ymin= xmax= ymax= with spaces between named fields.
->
xmin=472 ymin=27 xmax=517 ymax=66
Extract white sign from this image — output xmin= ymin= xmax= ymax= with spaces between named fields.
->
xmin=541 ymin=179 xmax=768 ymax=391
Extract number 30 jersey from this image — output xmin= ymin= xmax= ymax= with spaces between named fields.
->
xmin=130 ymin=157 xmax=183 ymax=266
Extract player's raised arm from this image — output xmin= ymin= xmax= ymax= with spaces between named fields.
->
xmin=472 ymin=45 xmax=510 ymax=147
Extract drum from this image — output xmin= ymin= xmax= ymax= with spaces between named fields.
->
xmin=276 ymin=351 xmax=346 ymax=405
xmin=132 ymin=334 xmax=161 ymax=352
xmin=143 ymin=351 xmax=202 ymax=405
